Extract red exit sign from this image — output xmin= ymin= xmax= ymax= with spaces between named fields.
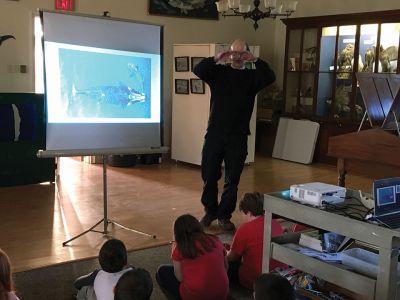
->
xmin=55 ymin=0 xmax=74 ymax=11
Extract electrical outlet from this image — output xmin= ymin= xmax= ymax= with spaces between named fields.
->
xmin=19 ymin=65 xmax=27 ymax=73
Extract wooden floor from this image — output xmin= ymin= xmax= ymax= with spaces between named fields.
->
xmin=0 ymin=155 xmax=373 ymax=273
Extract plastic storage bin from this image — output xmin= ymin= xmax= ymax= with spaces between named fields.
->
xmin=341 ymin=248 xmax=400 ymax=278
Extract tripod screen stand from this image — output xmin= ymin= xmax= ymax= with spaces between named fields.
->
xmin=62 ymin=155 xmax=156 ymax=246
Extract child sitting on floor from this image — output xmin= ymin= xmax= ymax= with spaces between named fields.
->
xmin=0 ymin=248 xmax=20 ymax=300
xmin=156 ymin=214 xmax=229 ymax=300
xmin=74 ymin=239 xmax=132 ymax=300
xmin=226 ymin=192 xmax=286 ymax=290
xmin=254 ymin=273 xmax=295 ymax=300
xmin=114 ymin=268 xmax=153 ymax=300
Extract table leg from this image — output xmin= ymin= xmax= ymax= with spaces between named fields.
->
xmin=338 ymin=158 xmax=346 ymax=187
xmin=262 ymin=208 xmax=273 ymax=273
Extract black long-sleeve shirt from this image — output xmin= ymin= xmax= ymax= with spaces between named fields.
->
xmin=193 ymin=57 xmax=275 ymax=136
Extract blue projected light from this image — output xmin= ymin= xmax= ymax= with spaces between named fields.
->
xmin=280 ymin=190 xmax=291 ymax=200
xmin=45 ymin=42 xmax=160 ymax=124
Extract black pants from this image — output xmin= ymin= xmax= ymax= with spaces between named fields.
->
xmin=201 ymin=133 xmax=248 ymax=220
xmin=228 ymin=260 xmax=241 ymax=286
xmin=156 ymin=264 xmax=181 ymax=300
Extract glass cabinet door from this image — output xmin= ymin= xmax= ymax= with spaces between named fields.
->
xmin=379 ymin=23 xmax=400 ymax=73
xmin=317 ymin=26 xmax=336 ymax=118
xmin=299 ymin=72 xmax=314 ymax=115
xmin=299 ymin=29 xmax=318 ymax=116
xmin=336 ymin=25 xmax=357 ymax=78
xmin=287 ymin=29 xmax=302 ymax=71
xmin=302 ymin=29 xmax=318 ymax=72
xmin=284 ymin=29 xmax=318 ymax=115
xmin=285 ymin=72 xmax=299 ymax=113
xmin=355 ymin=24 xmax=379 ymax=120
xmin=359 ymin=24 xmax=378 ymax=73
xmin=335 ymin=25 xmax=356 ymax=119
xmin=316 ymin=72 xmax=333 ymax=117
xmin=285 ymin=29 xmax=301 ymax=113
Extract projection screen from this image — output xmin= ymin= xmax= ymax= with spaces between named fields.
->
xmin=40 ymin=10 xmax=163 ymax=154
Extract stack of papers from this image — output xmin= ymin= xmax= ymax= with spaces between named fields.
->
xmin=286 ymin=243 xmax=342 ymax=262
xmin=299 ymin=232 xmax=323 ymax=251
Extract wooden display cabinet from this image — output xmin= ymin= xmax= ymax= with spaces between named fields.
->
xmin=282 ymin=10 xmax=400 ymax=163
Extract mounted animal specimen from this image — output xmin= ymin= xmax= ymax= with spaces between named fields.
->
xmin=362 ymin=47 xmax=375 ymax=72
xmin=379 ymin=45 xmax=398 ymax=72
xmin=361 ymin=45 xmax=399 ymax=73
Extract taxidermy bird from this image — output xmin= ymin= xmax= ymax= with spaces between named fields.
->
xmin=0 ymin=35 xmax=16 ymax=46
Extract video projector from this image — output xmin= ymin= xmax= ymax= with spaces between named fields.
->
xmin=290 ymin=182 xmax=346 ymax=207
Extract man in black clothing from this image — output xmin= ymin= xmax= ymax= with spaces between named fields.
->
xmin=193 ymin=39 xmax=275 ymax=231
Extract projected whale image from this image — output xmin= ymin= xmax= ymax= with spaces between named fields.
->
xmin=72 ymin=82 xmax=145 ymax=107
xmin=58 ymin=47 xmax=151 ymax=120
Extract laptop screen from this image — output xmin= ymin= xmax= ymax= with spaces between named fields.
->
xmin=373 ymin=177 xmax=400 ymax=216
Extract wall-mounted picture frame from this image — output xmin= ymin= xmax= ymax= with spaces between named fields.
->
xmin=175 ymin=79 xmax=189 ymax=94
xmin=149 ymin=0 xmax=219 ymax=20
xmin=190 ymin=78 xmax=205 ymax=94
xmin=175 ymin=56 xmax=189 ymax=72
xmin=191 ymin=57 xmax=205 ymax=72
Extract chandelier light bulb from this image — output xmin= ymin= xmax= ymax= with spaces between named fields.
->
xmin=216 ymin=0 xmax=229 ymax=12
xmin=264 ymin=0 xmax=277 ymax=9
xmin=271 ymin=4 xmax=282 ymax=14
xmin=239 ymin=3 xmax=252 ymax=13
xmin=285 ymin=1 xmax=298 ymax=13
xmin=228 ymin=0 xmax=240 ymax=9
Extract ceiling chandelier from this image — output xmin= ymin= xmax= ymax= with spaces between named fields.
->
xmin=215 ymin=0 xmax=298 ymax=30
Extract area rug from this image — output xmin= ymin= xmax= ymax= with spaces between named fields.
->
xmin=14 ymin=234 xmax=253 ymax=300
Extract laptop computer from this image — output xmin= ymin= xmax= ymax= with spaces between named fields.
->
xmin=373 ymin=177 xmax=400 ymax=229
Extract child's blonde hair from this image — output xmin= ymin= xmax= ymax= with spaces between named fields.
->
xmin=0 ymin=248 xmax=14 ymax=300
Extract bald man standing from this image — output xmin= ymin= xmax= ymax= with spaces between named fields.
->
xmin=193 ymin=39 xmax=276 ymax=231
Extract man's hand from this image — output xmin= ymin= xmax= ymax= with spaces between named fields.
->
xmin=215 ymin=51 xmax=231 ymax=63
xmin=215 ymin=51 xmax=257 ymax=63
xmin=223 ymin=242 xmax=231 ymax=251
xmin=240 ymin=51 xmax=257 ymax=62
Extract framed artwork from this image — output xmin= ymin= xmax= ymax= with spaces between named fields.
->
xmin=175 ymin=56 xmax=189 ymax=72
xmin=175 ymin=79 xmax=189 ymax=94
xmin=191 ymin=57 xmax=205 ymax=72
xmin=190 ymin=78 xmax=205 ymax=94
xmin=149 ymin=0 xmax=219 ymax=20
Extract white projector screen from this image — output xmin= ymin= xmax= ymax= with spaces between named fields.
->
xmin=40 ymin=11 xmax=163 ymax=153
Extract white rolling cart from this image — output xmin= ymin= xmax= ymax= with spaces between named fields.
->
xmin=263 ymin=190 xmax=400 ymax=300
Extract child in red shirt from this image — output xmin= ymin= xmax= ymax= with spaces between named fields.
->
xmin=156 ymin=214 xmax=229 ymax=300
xmin=226 ymin=192 xmax=286 ymax=290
